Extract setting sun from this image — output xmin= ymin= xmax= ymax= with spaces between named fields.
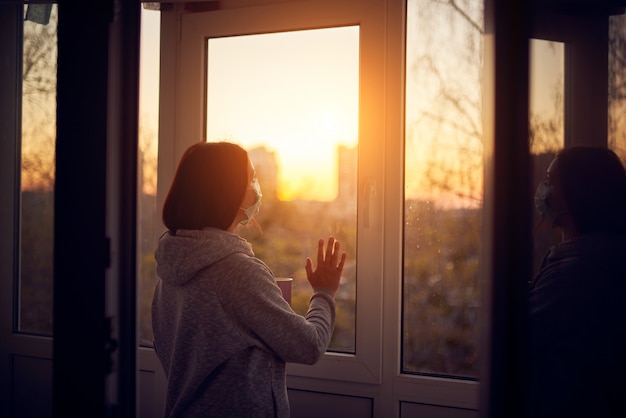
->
xmin=205 ymin=26 xmax=359 ymax=201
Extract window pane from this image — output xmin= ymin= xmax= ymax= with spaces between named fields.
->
xmin=138 ymin=7 xmax=161 ymax=347
xmin=206 ymin=27 xmax=359 ymax=352
xmin=403 ymin=0 xmax=483 ymax=378
xmin=19 ymin=5 xmax=57 ymax=335
xmin=529 ymin=39 xmax=564 ymax=274
xmin=610 ymin=13 xmax=626 ymax=160
xmin=529 ymin=40 xmax=564 ymax=155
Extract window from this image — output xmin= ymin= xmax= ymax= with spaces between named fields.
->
xmin=19 ymin=4 xmax=57 ymax=336
xmin=610 ymin=12 xmax=626 ymax=160
xmin=529 ymin=39 xmax=564 ymax=273
xmin=154 ymin=0 xmax=388 ymax=386
xmin=0 ymin=5 xmax=58 ymax=417
xmin=205 ymin=27 xmax=359 ymax=352
xmin=403 ymin=0 xmax=483 ymax=379
xmin=138 ymin=6 xmax=161 ymax=347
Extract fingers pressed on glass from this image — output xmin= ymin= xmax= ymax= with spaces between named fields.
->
xmin=325 ymin=237 xmax=335 ymax=261
xmin=332 ymin=240 xmax=341 ymax=263
xmin=317 ymin=238 xmax=325 ymax=264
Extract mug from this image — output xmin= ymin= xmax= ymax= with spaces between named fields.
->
xmin=275 ymin=277 xmax=293 ymax=305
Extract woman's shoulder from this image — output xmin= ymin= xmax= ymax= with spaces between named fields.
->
xmin=218 ymin=250 xmax=271 ymax=272
xmin=206 ymin=251 xmax=274 ymax=289
xmin=532 ymin=234 xmax=626 ymax=297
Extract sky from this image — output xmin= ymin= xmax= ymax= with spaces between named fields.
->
xmin=206 ymin=27 xmax=359 ymax=201
xmin=139 ymin=9 xmax=161 ymax=126
xmin=139 ymin=9 xmax=359 ymax=201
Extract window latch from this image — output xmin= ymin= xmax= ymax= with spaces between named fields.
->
xmin=363 ymin=178 xmax=376 ymax=228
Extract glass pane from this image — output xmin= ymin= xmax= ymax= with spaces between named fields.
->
xmin=529 ymin=40 xmax=564 ymax=155
xmin=138 ymin=7 xmax=161 ymax=347
xmin=403 ymin=0 xmax=484 ymax=378
xmin=529 ymin=39 xmax=564 ymax=274
xmin=609 ymin=13 xmax=626 ymax=160
xmin=19 ymin=5 xmax=57 ymax=335
xmin=206 ymin=27 xmax=359 ymax=353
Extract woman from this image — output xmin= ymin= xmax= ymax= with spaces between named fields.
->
xmin=530 ymin=146 xmax=626 ymax=418
xmin=152 ymin=142 xmax=347 ymax=417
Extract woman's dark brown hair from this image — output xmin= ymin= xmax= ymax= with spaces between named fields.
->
xmin=162 ymin=142 xmax=249 ymax=232
xmin=555 ymin=146 xmax=626 ymax=235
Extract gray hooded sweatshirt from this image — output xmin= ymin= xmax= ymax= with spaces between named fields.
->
xmin=152 ymin=228 xmax=336 ymax=418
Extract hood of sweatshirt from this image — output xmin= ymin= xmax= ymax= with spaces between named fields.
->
xmin=155 ymin=228 xmax=255 ymax=286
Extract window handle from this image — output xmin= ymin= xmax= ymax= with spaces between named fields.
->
xmin=363 ymin=178 xmax=376 ymax=228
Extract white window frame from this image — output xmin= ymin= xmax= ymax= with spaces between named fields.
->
xmin=158 ymin=0 xmax=387 ymax=384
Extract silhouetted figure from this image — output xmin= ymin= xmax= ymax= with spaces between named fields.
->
xmin=151 ymin=142 xmax=347 ymax=418
xmin=530 ymin=146 xmax=626 ymax=418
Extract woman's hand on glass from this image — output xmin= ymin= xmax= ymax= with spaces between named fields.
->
xmin=305 ymin=236 xmax=347 ymax=296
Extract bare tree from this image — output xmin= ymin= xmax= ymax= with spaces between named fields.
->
xmin=406 ymin=0 xmax=580 ymax=206
xmin=529 ymin=62 xmax=564 ymax=155
xmin=21 ymin=6 xmax=58 ymax=192
xmin=22 ymin=6 xmax=57 ymax=108
xmin=406 ymin=0 xmax=484 ymax=206
xmin=18 ymin=5 xmax=58 ymax=335
xmin=609 ymin=14 xmax=626 ymax=157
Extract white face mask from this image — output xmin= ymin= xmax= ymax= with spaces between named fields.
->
xmin=240 ymin=178 xmax=262 ymax=225
xmin=534 ymin=181 xmax=564 ymax=226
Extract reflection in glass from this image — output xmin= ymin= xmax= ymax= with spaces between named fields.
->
xmin=529 ymin=39 xmax=564 ymax=274
xmin=138 ymin=8 xmax=161 ymax=346
xmin=206 ymin=27 xmax=359 ymax=352
xmin=529 ymin=39 xmax=564 ymax=156
xmin=403 ymin=0 xmax=483 ymax=378
xmin=609 ymin=13 xmax=626 ymax=161
xmin=19 ymin=5 xmax=57 ymax=335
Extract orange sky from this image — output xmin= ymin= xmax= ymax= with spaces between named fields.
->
xmin=205 ymin=27 xmax=359 ymax=201
xmin=139 ymin=11 xmax=359 ymax=201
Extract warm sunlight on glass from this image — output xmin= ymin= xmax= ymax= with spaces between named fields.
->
xmin=206 ymin=27 xmax=359 ymax=201
xmin=404 ymin=0 xmax=483 ymax=208
xmin=529 ymin=39 xmax=564 ymax=155
xmin=20 ymin=4 xmax=57 ymax=336
xmin=403 ymin=0 xmax=483 ymax=378
xmin=138 ymin=8 xmax=160 ymax=196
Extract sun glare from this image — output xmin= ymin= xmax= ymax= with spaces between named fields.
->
xmin=206 ymin=26 xmax=359 ymax=201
